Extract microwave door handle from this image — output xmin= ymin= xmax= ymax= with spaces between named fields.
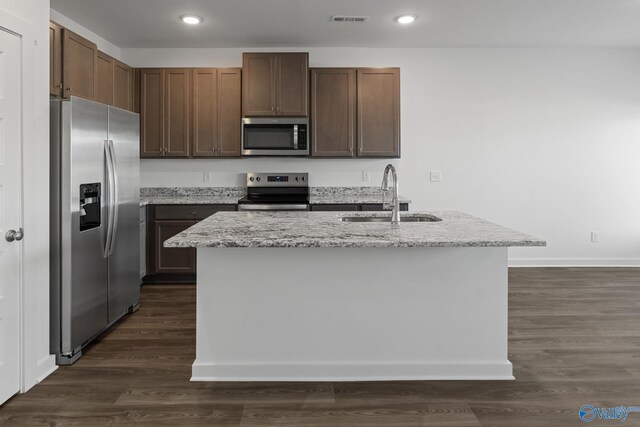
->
xmin=293 ymin=125 xmax=298 ymax=150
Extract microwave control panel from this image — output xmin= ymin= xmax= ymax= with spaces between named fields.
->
xmin=298 ymin=126 xmax=307 ymax=150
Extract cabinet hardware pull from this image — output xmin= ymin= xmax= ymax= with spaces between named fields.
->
xmin=56 ymin=83 xmax=62 ymax=88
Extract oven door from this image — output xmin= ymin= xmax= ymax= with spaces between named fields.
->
xmin=242 ymin=118 xmax=308 ymax=156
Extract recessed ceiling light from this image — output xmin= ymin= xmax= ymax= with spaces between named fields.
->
xmin=395 ymin=15 xmax=416 ymax=24
xmin=180 ymin=15 xmax=202 ymax=25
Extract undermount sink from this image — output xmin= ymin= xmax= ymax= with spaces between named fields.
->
xmin=339 ymin=214 xmax=442 ymax=223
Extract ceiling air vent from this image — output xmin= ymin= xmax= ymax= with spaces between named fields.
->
xmin=331 ymin=15 xmax=369 ymax=23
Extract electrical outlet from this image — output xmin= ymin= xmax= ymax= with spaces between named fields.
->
xmin=591 ymin=231 xmax=599 ymax=243
xmin=362 ymin=171 xmax=371 ymax=182
xmin=430 ymin=171 xmax=442 ymax=182
xmin=203 ymin=172 xmax=212 ymax=183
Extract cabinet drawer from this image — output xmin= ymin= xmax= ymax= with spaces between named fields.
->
xmin=154 ymin=204 xmax=236 ymax=220
xmin=360 ymin=203 xmax=409 ymax=211
xmin=310 ymin=204 xmax=359 ymax=211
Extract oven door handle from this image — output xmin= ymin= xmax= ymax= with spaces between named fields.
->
xmin=238 ymin=204 xmax=309 ymax=211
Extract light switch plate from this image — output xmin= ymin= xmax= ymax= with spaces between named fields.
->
xmin=430 ymin=171 xmax=442 ymax=182
xmin=362 ymin=171 xmax=371 ymax=182
xmin=203 ymin=172 xmax=212 ymax=183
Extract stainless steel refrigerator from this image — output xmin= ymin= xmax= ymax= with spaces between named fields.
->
xmin=50 ymin=96 xmax=140 ymax=365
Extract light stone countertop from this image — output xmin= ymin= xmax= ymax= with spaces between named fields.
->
xmin=140 ymin=187 xmax=244 ymax=206
xmin=164 ymin=211 xmax=546 ymax=249
xmin=140 ymin=196 xmax=242 ymax=206
xmin=139 ymin=187 xmax=411 ymax=206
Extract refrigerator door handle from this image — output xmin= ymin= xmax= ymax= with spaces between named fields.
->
xmin=103 ymin=140 xmax=115 ymax=258
xmin=107 ymin=140 xmax=119 ymax=257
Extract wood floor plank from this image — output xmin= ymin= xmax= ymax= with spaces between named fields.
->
xmin=1 ymin=268 xmax=639 ymax=426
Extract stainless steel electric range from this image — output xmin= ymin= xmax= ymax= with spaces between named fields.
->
xmin=237 ymin=173 xmax=309 ymax=211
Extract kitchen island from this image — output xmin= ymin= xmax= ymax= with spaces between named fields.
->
xmin=165 ymin=211 xmax=545 ymax=381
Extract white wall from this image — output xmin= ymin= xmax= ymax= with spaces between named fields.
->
xmin=124 ymin=47 xmax=640 ymax=266
xmin=0 ymin=0 xmax=57 ymax=391
xmin=50 ymin=8 xmax=121 ymax=59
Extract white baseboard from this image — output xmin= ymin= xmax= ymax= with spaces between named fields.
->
xmin=191 ymin=361 xmax=514 ymax=382
xmin=509 ymin=258 xmax=640 ymax=267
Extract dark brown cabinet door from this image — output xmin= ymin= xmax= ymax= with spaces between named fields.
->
xmin=132 ymin=68 xmax=141 ymax=113
xmin=310 ymin=68 xmax=356 ymax=157
xmin=276 ymin=53 xmax=308 ymax=116
xmin=217 ymin=68 xmax=242 ymax=157
xmin=165 ymin=69 xmax=190 ymax=157
xmin=153 ymin=220 xmax=196 ymax=274
xmin=192 ymin=68 xmax=242 ymax=157
xmin=96 ymin=51 xmax=113 ymax=105
xmin=62 ymin=29 xmax=97 ymax=100
xmin=49 ymin=22 xmax=63 ymax=97
xmin=356 ymin=68 xmax=400 ymax=157
xmin=242 ymin=53 xmax=276 ymax=116
xmin=139 ymin=69 xmax=164 ymax=157
xmin=191 ymin=68 xmax=218 ymax=157
xmin=113 ymin=59 xmax=134 ymax=111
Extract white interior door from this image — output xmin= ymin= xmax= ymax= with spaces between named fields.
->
xmin=0 ymin=28 xmax=22 ymax=405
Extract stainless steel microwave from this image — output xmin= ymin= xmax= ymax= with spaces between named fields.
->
xmin=241 ymin=118 xmax=309 ymax=156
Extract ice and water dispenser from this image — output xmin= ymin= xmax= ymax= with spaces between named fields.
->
xmin=79 ymin=183 xmax=101 ymax=231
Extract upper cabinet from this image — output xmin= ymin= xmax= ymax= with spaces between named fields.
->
xmin=310 ymin=68 xmax=356 ymax=157
xmin=356 ymin=68 xmax=400 ymax=157
xmin=140 ymin=67 xmax=241 ymax=158
xmin=310 ymin=67 xmax=400 ymax=158
xmin=139 ymin=68 xmax=166 ymax=157
xmin=164 ymin=68 xmax=191 ymax=157
xmin=49 ymin=22 xmax=63 ymax=97
xmin=50 ymin=21 xmax=136 ymax=112
xmin=113 ymin=60 xmax=135 ymax=111
xmin=192 ymin=68 xmax=242 ymax=157
xmin=96 ymin=51 xmax=113 ymax=105
xmin=62 ymin=29 xmax=98 ymax=101
xmin=242 ymin=52 xmax=308 ymax=117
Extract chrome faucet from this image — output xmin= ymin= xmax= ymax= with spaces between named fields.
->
xmin=381 ymin=164 xmax=400 ymax=225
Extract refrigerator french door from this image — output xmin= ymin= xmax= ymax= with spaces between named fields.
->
xmin=50 ymin=97 xmax=140 ymax=365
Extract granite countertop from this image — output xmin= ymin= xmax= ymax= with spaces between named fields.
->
xmin=140 ymin=195 xmax=242 ymax=206
xmin=140 ymin=187 xmax=245 ymax=206
xmin=164 ymin=211 xmax=546 ymax=249
xmin=139 ymin=187 xmax=411 ymax=206
xmin=308 ymin=187 xmax=411 ymax=205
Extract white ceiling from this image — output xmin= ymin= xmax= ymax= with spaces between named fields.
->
xmin=50 ymin=0 xmax=640 ymax=48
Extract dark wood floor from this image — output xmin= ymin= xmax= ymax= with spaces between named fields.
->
xmin=1 ymin=268 xmax=639 ymax=426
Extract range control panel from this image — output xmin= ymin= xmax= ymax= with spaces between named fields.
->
xmin=246 ymin=173 xmax=309 ymax=187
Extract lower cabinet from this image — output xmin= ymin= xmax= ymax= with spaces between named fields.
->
xmin=145 ymin=204 xmax=236 ymax=283
xmin=140 ymin=206 xmax=146 ymax=279
xmin=153 ymin=220 xmax=197 ymax=274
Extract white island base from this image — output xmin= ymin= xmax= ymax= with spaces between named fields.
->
xmin=192 ymin=246 xmax=513 ymax=382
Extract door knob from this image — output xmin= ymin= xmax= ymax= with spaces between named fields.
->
xmin=5 ymin=228 xmax=24 ymax=242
